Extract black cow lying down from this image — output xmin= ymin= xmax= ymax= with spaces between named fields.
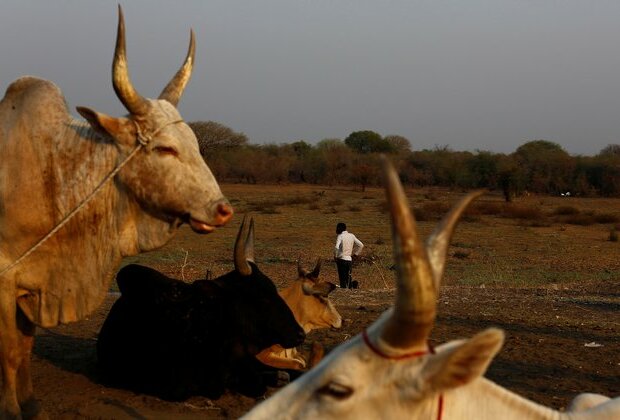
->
xmin=96 ymin=217 xmax=305 ymax=400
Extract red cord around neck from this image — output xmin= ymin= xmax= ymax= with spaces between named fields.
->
xmin=362 ymin=329 xmax=444 ymax=420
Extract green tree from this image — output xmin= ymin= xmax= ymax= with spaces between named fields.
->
xmin=384 ymin=135 xmax=412 ymax=154
xmin=189 ymin=121 xmax=248 ymax=157
xmin=514 ymin=140 xmax=573 ymax=194
xmin=344 ymin=130 xmax=394 ymax=154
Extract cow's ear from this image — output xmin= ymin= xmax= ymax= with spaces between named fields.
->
xmin=76 ymin=106 xmax=136 ymax=147
xmin=420 ymin=328 xmax=504 ymax=393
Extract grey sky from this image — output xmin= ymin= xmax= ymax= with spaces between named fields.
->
xmin=2 ymin=0 xmax=619 ymax=155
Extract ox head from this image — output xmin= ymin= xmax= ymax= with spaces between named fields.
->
xmin=76 ymin=6 xmax=232 ymax=234
xmin=243 ymin=159 xmax=504 ymax=419
xmin=209 ymin=216 xmax=306 ymax=355
xmin=295 ymin=258 xmax=342 ymax=332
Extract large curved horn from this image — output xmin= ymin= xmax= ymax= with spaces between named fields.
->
xmin=158 ymin=29 xmax=195 ymax=106
xmin=112 ymin=5 xmax=149 ymax=116
xmin=426 ymin=191 xmax=484 ymax=289
xmin=234 ymin=216 xmax=252 ymax=276
xmin=380 ymin=157 xmax=436 ymax=349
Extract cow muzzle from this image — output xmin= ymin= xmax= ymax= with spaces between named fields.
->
xmin=188 ymin=200 xmax=234 ymax=233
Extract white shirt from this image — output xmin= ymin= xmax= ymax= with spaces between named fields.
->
xmin=334 ymin=231 xmax=364 ymax=261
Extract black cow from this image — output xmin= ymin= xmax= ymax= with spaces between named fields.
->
xmin=96 ymin=217 xmax=305 ymax=400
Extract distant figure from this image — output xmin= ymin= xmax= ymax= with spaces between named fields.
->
xmin=334 ymin=222 xmax=364 ymax=289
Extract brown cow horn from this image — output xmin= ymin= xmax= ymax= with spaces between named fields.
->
xmin=112 ymin=5 xmax=148 ymax=116
xmin=245 ymin=217 xmax=256 ymax=263
xmin=426 ymin=190 xmax=484 ymax=289
xmin=159 ymin=29 xmax=195 ymax=106
xmin=234 ymin=216 xmax=252 ymax=276
xmin=380 ymin=157 xmax=436 ymax=349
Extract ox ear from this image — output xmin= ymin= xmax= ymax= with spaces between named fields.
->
xmin=76 ymin=106 xmax=136 ymax=147
xmin=420 ymin=328 xmax=504 ymax=393
xmin=309 ymin=257 xmax=322 ymax=279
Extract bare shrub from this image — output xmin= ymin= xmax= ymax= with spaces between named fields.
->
xmin=374 ymin=237 xmax=385 ymax=245
xmin=563 ymin=214 xmax=595 ymax=226
xmin=308 ymin=203 xmax=320 ymax=211
xmin=452 ymin=250 xmax=470 ymax=259
xmin=280 ymin=195 xmax=314 ymax=206
xmin=413 ymin=207 xmax=431 ymax=221
xmin=594 ymin=213 xmax=620 ymax=224
xmin=349 ymin=205 xmax=362 ymax=212
xmin=502 ymin=204 xmax=545 ymax=220
xmin=328 ymin=199 xmax=344 ymax=206
xmin=375 ymin=201 xmax=389 ymax=212
xmin=248 ymin=195 xmax=313 ymax=212
xmin=463 ymin=201 xmax=501 ymax=218
xmin=258 ymin=206 xmax=280 ymax=215
xmin=553 ymin=206 xmax=580 ymax=216
xmin=609 ymin=227 xmax=619 ymax=242
xmin=413 ymin=201 xmax=450 ymax=221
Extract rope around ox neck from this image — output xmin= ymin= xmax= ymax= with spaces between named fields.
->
xmin=0 ymin=119 xmax=183 ymax=277
xmin=362 ymin=329 xmax=444 ymax=420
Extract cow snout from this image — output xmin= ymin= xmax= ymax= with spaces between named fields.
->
xmin=213 ymin=201 xmax=234 ymax=226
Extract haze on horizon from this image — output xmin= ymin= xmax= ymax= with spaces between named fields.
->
xmin=1 ymin=0 xmax=619 ymax=156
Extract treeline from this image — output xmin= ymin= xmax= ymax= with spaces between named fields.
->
xmin=190 ymin=121 xmax=620 ymax=199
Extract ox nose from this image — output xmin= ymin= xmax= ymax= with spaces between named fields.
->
xmin=213 ymin=201 xmax=233 ymax=226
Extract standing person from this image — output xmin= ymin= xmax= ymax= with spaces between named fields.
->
xmin=334 ymin=222 xmax=364 ymax=289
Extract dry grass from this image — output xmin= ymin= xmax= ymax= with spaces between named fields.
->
xmin=123 ymin=184 xmax=620 ymax=290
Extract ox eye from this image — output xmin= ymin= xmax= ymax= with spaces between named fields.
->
xmin=317 ymin=382 xmax=354 ymax=400
xmin=153 ymin=146 xmax=179 ymax=157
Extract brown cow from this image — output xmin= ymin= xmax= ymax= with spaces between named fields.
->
xmin=256 ymin=258 xmax=342 ymax=370
xmin=0 ymin=6 xmax=231 ymax=418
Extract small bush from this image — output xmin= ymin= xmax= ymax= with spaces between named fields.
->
xmin=594 ymin=213 xmax=620 ymax=224
xmin=502 ymin=204 xmax=545 ymax=221
xmin=413 ymin=207 xmax=431 ymax=221
xmin=348 ymin=205 xmax=362 ymax=212
xmin=374 ymin=237 xmax=385 ymax=245
xmin=563 ymin=214 xmax=595 ymax=226
xmin=328 ymin=199 xmax=344 ymax=206
xmin=609 ymin=227 xmax=618 ymax=242
xmin=553 ymin=206 xmax=580 ymax=216
xmin=258 ymin=206 xmax=280 ymax=215
xmin=308 ymin=203 xmax=320 ymax=211
xmin=280 ymin=195 xmax=314 ymax=206
xmin=375 ymin=201 xmax=389 ymax=212
xmin=413 ymin=201 xmax=450 ymax=221
xmin=452 ymin=250 xmax=470 ymax=259
xmin=470 ymin=201 xmax=503 ymax=216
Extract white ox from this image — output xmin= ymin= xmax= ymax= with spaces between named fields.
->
xmin=243 ymin=159 xmax=619 ymax=420
xmin=0 ymin=7 xmax=232 ymax=419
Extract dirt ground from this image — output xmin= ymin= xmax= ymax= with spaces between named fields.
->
xmin=18 ymin=184 xmax=620 ymax=418
xmin=33 ymin=279 xmax=619 ymax=419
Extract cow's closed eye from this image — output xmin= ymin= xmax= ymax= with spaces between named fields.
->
xmin=316 ymin=382 xmax=354 ymax=400
xmin=153 ymin=146 xmax=179 ymax=157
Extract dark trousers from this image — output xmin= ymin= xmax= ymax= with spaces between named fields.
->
xmin=336 ymin=259 xmax=352 ymax=289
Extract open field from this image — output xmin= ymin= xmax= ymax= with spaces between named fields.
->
xmin=31 ymin=183 xmax=619 ymax=418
